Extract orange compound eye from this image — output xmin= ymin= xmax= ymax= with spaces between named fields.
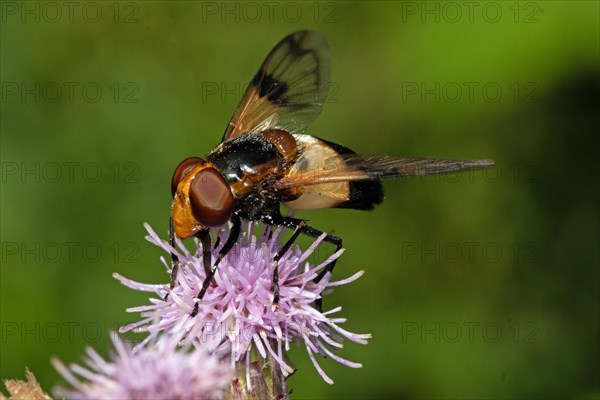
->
xmin=171 ymin=157 xmax=206 ymax=197
xmin=189 ymin=168 xmax=234 ymax=227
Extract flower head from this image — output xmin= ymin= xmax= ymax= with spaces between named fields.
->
xmin=52 ymin=332 xmax=231 ymax=400
xmin=114 ymin=221 xmax=370 ymax=385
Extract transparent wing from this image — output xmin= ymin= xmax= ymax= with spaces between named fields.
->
xmin=221 ymin=30 xmax=331 ymax=142
xmin=278 ymin=152 xmax=495 ymax=188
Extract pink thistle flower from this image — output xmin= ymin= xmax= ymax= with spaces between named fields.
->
xmin=114 ymin=221 xmax=370 ymax=386
xmin=51 ymin=332 xmax=231 ymax=400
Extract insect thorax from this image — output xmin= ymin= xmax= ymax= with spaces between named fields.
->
xmin=207 ymin=134 xmax=285 ymax=195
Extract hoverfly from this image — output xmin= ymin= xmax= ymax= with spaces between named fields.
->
xmin=169 ymin=31 xmax=494 ymax=316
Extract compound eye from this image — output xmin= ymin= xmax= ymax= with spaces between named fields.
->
xmin=189 ymin=168 xmax=234 ymax=227
xmin=171 ymin=157 xmax=205 ymax=196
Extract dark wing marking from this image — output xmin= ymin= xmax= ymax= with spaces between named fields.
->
xmin=221 ymin=30 xmax=331 ymax=142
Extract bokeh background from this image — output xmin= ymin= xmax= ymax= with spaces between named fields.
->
xmin=1 ymin=1 xmax=598 ymax=399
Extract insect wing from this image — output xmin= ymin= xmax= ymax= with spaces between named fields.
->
xmin=222 ymin=30 xmax=331 ymax=142
xmin=279 ymin=143 xmax=495 ymax=188
xmin=327 ymin=154 xmax=496 ymax=181
xmin=282 ymin=134 xmax=353 ymax=210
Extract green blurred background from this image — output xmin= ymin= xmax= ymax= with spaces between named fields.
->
xmin=1 ymin=1 xmax=598 ymax=399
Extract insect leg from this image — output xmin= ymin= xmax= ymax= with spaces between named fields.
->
xmin=263 ymin=216 xmax=342 ymax=312
xmin=191 ymin=213 xmax=241 ymax=317
xmin=167 ymin=217 xmax=179 ymax=299
xmin=271 ymin=221 xmax=306 ymax=304
xmin=195 ymin=229 xmax=212 ymax=277
xmin=296 ymin=223 xmax=342 ymax=312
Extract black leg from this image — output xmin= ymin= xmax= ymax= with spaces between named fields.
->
xmin=195 ymin=229 xmax=212 ymax=277
xmin=272 ymin=221 xmax=306 ymax=304
xmin=191 ymin=213 xmax=242 ymax=317
xmin=168 ymin=220 xmax=211 ymax=298
xmin=261 ymin=215 xmax=342 ymax=311
xmin=167 ymin=217 xmax=179 ymax=298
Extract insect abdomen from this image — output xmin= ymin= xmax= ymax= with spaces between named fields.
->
xmin=317 ymin=138 xmax=384 ymax=210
